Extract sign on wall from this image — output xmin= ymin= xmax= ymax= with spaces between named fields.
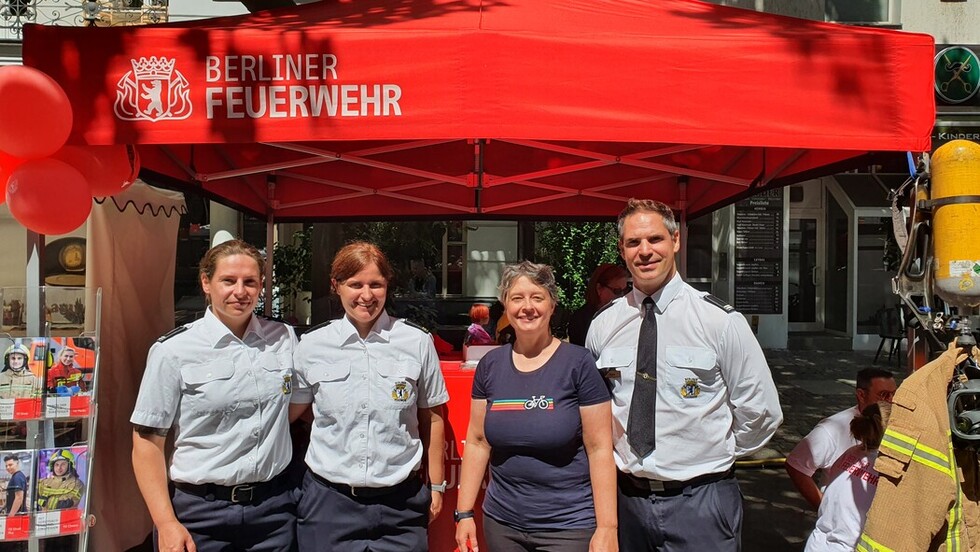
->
xmin=734 ymin=189 xmax=783 ymax=315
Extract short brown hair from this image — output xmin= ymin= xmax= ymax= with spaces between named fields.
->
xmin=616 ymin=198 xmax=679 ymax=240
xmin=331 ymin=241 xmax=394 ymax=284
xmin=199 ymin=239 xmax=265 ymax=283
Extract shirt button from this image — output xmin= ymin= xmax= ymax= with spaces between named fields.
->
xmin=360 ymin=433 xmax=365 ymax=439
xmin=361 ymin=403 xmax=368 ymax=410
xmin=206 ymin=372 xmax=212 ymax=378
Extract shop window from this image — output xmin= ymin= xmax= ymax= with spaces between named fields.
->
xmin=856 ymin=216 xmax=896 ymax=334
xmin=825 ymin=0 xmax=898 ymax=25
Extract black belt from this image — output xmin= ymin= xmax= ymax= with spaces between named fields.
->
xmin=618 ymin=468 xmax=734 ymax=495
xmin=174 ymin=473 xmax=287 ymax=505
xmin=310 ymin=470 xmax=420 ymax=499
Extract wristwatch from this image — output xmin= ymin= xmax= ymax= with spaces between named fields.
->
xmin=454 ymin=509 xmax=475 ymax=523
xmin=430 ymin=480 xmax=448 ymax=493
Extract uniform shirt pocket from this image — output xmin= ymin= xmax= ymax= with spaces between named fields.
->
xmin=597 ymin=347 xmax=634 ymax=389
xmin=180 ymin=361 xmax=237 ymax=414
xmin=377 ymin=361 xmax=420 ymax=409
xmin=310 ymin=361 xmax=352 ymax=412
xmin=664 ymin=346 xmax=720 ymax=405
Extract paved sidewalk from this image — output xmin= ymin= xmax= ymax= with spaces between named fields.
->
xmin=738 ymin=349 xmax=901 ymax=551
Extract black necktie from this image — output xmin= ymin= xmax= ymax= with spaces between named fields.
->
xmin=628 ymin=297 xmax=657 ymax=457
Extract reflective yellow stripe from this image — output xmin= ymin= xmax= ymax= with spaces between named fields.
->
xmin=880 ymin=429 xmax=953 ymax=477
xmin=946 ymin=441 xmax=962 ymax=552
xmin=858 ymin=533 xmax=896 ymax=552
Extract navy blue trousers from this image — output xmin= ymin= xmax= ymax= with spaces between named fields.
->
xmin=617 ymin=477 xmax=743 ymax=552
xmin=296 ymin=470 xmax=430 ymax=552
xmin=163 ymin=482 xmax=297 ymax=552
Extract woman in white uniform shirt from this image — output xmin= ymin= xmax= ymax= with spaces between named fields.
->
xmin=131 ymin=240 xmax=298 ymax=552
xmin=290 ymin=241 xmax=449 ymax=552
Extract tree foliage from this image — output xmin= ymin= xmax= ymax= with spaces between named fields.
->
xmin=534 ymin=221 xmax=621 ymax=310
xmin=343 ymin=221 xmax=447 ymax=292
xmin=270 ymin=227 xmax=313 ymax=319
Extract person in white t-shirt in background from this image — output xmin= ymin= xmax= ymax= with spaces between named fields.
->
xmin=786 ymin=368 xmax=896 ymax=509
xmin=804 ymin=401 xmax=891 ymax=551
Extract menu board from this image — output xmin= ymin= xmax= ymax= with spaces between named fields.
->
xmin=734 ymin=189 xmax=783 ymax=315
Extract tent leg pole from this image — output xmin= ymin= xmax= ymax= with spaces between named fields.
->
xmin=678 ymin=177 xmax=688 ymax=279
xmin=265 ymin=215 xmax=274 ymax=317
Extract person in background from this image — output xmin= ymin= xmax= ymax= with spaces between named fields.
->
xmin=804 ymin=402 xmax=891 ymax=551
xmin=0 ymin=343 xmax=39 ymax=399
xmin=587 ymin=198 xmax=782 ymax=551
xmin=46 ymin=347 xmax=84 ymax=395
xmin=567 ymin=264 xmax=629 ymax=346
xmin=3 ymin=454 xmax=28 ymax=516
xmin=36 ymin=450 xmax=85 ymax=511
xmin=786 ymin=368 xmax=896 ymax=509
xmin=464 ymin=304 xmax=495 ymax=346
xmin=132 ymin=239 xmax=298 ymax=551
xmin=455 ymin=261 xmax=617 ymax=552
xmin=410 ymin=259 xmax=438 ymax=297
xmin=290 ymin=241 xmax=449 ymax=552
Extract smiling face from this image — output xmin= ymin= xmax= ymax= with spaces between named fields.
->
xmin=5 ymin=459 xmax=17 ymax=475
xmin=334 ymin=262 xmax=388 ymax=336
xmin=619 ymin=211 xmax=680 ymax=296
xmin=504 ymin=276 xmax=556 ymax=338
xmin=52 ymin=459 xmax=68 ymax=477
xmin=201 ymin=253 xmax=262 ymax=331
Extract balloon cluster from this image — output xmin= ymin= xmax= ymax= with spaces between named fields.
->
xmin=0 ymin=66 xmax=140 ymax=235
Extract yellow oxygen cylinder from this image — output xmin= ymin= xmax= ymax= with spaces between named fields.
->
xmin=932 ymin=139 xmax=980 ymax=307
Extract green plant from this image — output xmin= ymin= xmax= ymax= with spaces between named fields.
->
xmin=534 ymin=222 xmax=620 ymax=310
xmin=270 ymin=227 xmax=312 ymax=319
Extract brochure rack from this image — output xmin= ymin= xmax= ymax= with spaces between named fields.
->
xmin=0 ymin=286 xmax=100 ymax=551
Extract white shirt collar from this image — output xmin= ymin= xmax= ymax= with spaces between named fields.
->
xmin=337 ymin=310 xmax=393 ymax=344
xmin=202 ymin=307 xmax=267 ymax=347
xmin=629 ymin=271 xmax=683 ymax=313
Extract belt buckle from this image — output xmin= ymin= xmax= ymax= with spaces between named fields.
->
xmin=231 ymin=484 xmax=254 ymax=503
xmin=647 ymin=479 xmax=665 ymax=492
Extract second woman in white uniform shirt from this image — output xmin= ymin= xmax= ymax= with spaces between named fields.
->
xmin=290 ymin=241 xmax=449 ymax=552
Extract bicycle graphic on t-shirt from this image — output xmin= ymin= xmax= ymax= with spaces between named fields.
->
xmin=523 ymin=395 xmax=553 ymax=410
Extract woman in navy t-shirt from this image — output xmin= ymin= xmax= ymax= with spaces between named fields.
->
xmin=455 ymin=261 xmax=618 ymax=552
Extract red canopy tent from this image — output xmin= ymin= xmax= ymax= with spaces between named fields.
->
xmin=23 ymin=0 xmax=933 ymax=222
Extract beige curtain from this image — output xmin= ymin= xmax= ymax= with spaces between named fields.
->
xmin=85 ymin=181 xmax=185 ymax=551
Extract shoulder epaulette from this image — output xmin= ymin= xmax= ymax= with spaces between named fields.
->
xmin=703 ymin=294 xmax=736 ymax=313
xmin=591 ymin=298 xmax=619 ymax=320
xmin=302 ymin=319 xmax=334 ymax=337
xmin=157 ymin=325 xmax=189 ymax=343
xmin=402 ymin=319 xmax=430 ymax=334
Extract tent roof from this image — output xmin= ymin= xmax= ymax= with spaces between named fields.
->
xmin=23 ymin=0 xmax=935 ymax=220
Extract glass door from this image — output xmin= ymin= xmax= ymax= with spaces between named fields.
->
xmin=789 ymin=211 xmax=826 ymax=331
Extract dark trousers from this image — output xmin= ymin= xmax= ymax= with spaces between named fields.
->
xmin=165 ymin=482 xmax=297 ymax=552
xmin=296 ymin=470 xmax=430 ymax=552
xmin=617 ymin=476 xmax=742 ymax=552
xmin=483 ymin=515 xmax=593 ymax=552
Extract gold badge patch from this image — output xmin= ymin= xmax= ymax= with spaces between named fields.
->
xmin=391 ymin=381 xmax=409 ymax=401
xmin=680 ymin=378 xmax=701 ymax=399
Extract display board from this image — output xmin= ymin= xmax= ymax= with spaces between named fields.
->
xmin=734 ymin=189 xmax=784 ymax=315
xmin=0 ymin=287 xmax=100 ymax=549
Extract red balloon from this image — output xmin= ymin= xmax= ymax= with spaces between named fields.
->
xmin=6 ymin=159 xmax=92 ymax=235
xmin=0 ymin=66 xmax=73 ymax=160
xmin=0 ymin=151 xmax=25 ymax=206
xmin=52 ymin=145 xmax=140 ymax=197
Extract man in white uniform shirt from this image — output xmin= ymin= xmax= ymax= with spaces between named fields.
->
xmin=586 ymin=198 xmax=782 ymax=551
xmin=785 ymin=367 xmax=895 ymax=509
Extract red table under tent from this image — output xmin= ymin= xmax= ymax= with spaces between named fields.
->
xmin=22 ymin=0 xmax=934 ymax=549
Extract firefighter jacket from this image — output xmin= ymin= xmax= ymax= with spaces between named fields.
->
xmin=859 ymin=347 xmax=970 ymax=552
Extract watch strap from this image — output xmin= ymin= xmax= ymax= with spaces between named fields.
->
xmin=454 ymin=509 xmax=475 ymax=523
xmin=430 ymin=480 xmax=448 ymax=493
